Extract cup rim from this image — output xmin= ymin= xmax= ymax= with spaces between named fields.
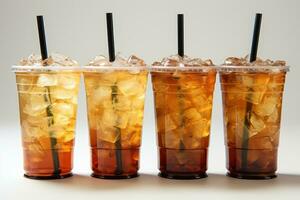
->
xmin=217 ymin=65 xmax=290 ymax=72
xmin=12 ymin=65 xmax=82 ymax=72
xmin=150 ymin=65 xmax=216 ymax=72
xmin=83 ymin=65 xmax=148 ymax=71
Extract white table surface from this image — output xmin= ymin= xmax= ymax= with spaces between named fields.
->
xmin=1 ymin=126 xmax=300 ymax=200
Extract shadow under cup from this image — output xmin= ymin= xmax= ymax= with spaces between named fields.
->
xmin=13 ymin=66 xmax=81 ymax=179
xmin=219 ymin=65 xmax=289 ymax=179
xmin=83 ymin=66 xmax=148 ymax=179
xmin=151 ymin=66 xmax=216 ymax=179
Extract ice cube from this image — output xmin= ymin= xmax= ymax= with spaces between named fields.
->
xmin=267 ymin=108 xmax=279 ymax=123
xmin=253 ymin=96 xmax=278 ymax=117
xmin=273 ymin=60 xmax=286 ymax=66
xmin=57 ymin=74 xmax=79 ymax=89
xmin=183 ymin=108 xmax=202 ymax=125
xmin=250 ymin=114 xmax=266 ymax=135
xmin=48 ymin=53 xmax=79 ymax=66
xmin=54 ymin=114 xmax=70 ymax=126
xmin=164 ymin=59 xmax=180 ymax=66
xmin=52 ymin=103 xmax=74 ymax=117
xmin=19 ymin=54 xmax=42 ymax=66
xmin=98 ymin=125 xmax=119 ymax=144
xmin=114 ymin=54 xmax=129 ymax=66
xmin=26 ymin=115 xmax=48 ymax=127
xmin=37 ymin=74 xmax=58 ymax=87
xmin=182 ymin=119 xmax=209 ymax=149
xmin=186 ymin=58 xmax=214 ymax=66
xmin=116 ymin=111 xmax=129 ymax=129
xmin=22 ymin=121 xmax=47 ymax=138
xmin=101 ymin=109 xmax=129 ymax=129
xmin=92 ymin=86 xmax=112 ymax=103
xmin=187 ymin=118 xmax=210 ymax=138
xmin=51 ymin=87 xmax=75 ymax=100
xmin=127 ymin=55 xmax=145 ymax=66
xmin=245 ymin=75 xmax=270 ymax=104
xmin=23 ymin=94 xmax=49 ymax=117
xmin=242 ymin=76 xmax=254 ymax=87
xmin=224 ymin=57 xmax=247 ymax=66
xmin=131 ymin=95 xmax=145 ymax=110
xmin=88 ymin=55 xmax=111 ymax=66
xmin=118 ymin=77 xmax=143 ymax=96
xmin=114 ymin=95 xmax=132 ymax=111
xmin=163 ymin=114 xmax=179 ymax=132
xmin=130 ymin=132 xmax=141 ymax=147
xmin=128 ymin=110 xmax=144 ymax=126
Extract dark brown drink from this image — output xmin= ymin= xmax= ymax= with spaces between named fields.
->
xmin=151 ymin=59 xmax=216 ymax=179
xmin=219 ymin=60 xmax=288 ymax=179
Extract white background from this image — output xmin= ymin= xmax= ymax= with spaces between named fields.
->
xmin=1 ymin=0 xmax=300 ymax=199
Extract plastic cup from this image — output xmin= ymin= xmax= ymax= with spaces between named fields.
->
xmin=150 ymin=65 xmax=216 ymax=179
xmin=218 ymin=65 xmax=289 ymax=179
xmin=83 ymin=66 xmax=148 ymax=179
xmin=12 ymin=65 xmax=81 ymax=179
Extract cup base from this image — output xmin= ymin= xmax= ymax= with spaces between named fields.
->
xmin=91 ymin=173 xmax=139 ymax=179
xmin=158 ymin=172 xmax=207 ymax=180
xmin=226 ymin=171 xmax=277 ymax=180
xmin=24 ymin=172 xmax=73 ymax=180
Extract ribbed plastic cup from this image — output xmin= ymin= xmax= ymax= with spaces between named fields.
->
xmin=218 ymin=65 xmax=289 ymax=179
xmin=150 ymin=65 xmax=216 ymax=179
xmin=12 ymin=65 xmax=81 ymax=179
xmin=83 ymin=66 xmax=148 ymax=179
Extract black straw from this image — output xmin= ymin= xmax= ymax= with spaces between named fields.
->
xmin=177 ymin=14 xmax=184 ymax=57
xmin=37 ymin=16 xmax=48 ymax=60
xmin=106 ymin=13 xmax=115 ymax=62
xmin=250 ymin=13 xmax=262 ymax=62
xmin=241 ymin=13 xmax=262 ymax=170
xmin=106 ymin=13 xmax=123 ymax=175
xmin=36 ymin=15 xmax=60 ymax=175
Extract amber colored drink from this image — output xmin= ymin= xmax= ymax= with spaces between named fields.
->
xmin=84 ymin=68 xmax=148 ymax=179
xmin=151 ymin=69 xmax=216 ymax=179
xmin=15 ymin=69 xmax=80 ymax=179
xmin=219 ymin=67 xmax=288 ymax=179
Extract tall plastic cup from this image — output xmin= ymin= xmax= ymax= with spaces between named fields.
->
xmin=83 ymin=66 xmax=148 ymax=179
xmin=13 ymin=65 xmax=81 ymax=179
xmin=219 ymin=65 xmax=289 ymax=179
xmin=151 ymin=65 xmax=216 ymax=179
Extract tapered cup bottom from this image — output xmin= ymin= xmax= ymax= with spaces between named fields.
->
xmin=24 ymin=172 xmax=73 ymax=180
xmin=91 ymin=173 xmax=139 ymax=179
xmin=158 ymin=172 xmax=207 ymax=180
xmin=226 ymin=171 xmax=277 ymax=180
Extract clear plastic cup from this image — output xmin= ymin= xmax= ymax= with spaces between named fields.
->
xmin=218 ymin=65 xmax=289 ymax=179
xmin=150 ymin=65 xmax=216 ymax=179
xmin=83 ymin=66 xmax=148 ymax=179
xmin=12 ymin=65 xmax=81 ymax=179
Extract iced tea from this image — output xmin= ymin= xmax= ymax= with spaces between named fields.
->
xmin=220 ymin=65 xmax=288 ymax=179
xmin=151 ymin=68 xmax=216 ymax=179
xmin=15 ymin=67 xmax=80 ymax=179
xmin=84 ymin=68 xmax=148 ymax=178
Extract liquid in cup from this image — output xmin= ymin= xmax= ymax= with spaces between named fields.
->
xmin=84 ymin=55 xmax=148 ymax=179
xmin=219 ymin=57 xmax=289 ymax=179
xmin=13 ymin=54 xmax=80 ymax=179
xmin=151 ymin=55 xmax=216 ymax=179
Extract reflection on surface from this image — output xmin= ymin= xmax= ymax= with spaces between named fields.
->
xmin=38 ymin=173 xmax=300 ymax=192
